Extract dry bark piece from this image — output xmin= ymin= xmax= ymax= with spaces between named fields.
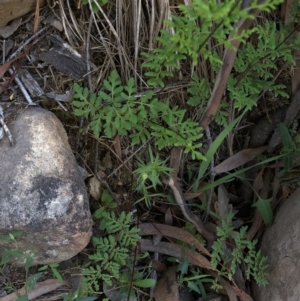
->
xmin=18 ymin=68 xmax=44 ymax=97
xmin=39 ymin=35 xmax=87 ymax=80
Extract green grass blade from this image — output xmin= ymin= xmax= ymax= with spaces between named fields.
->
xmin=193 ymin=113 xmax=244 ymax=191
xmin=279 ymin=123 xmax=294 ymax=171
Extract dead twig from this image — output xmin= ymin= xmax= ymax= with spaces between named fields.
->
xmin=163 ymin=148 xmax=215 ymax=246
xmin=0 ymin=106 xmax=14 ymax=146
xmin=204 ymin=125 xmax=215 ymax=222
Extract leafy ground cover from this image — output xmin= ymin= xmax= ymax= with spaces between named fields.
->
xmin=1 ymin=0 xmax=300 ymax=300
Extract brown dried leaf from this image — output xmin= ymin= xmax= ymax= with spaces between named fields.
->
xmin=282 ymin=184 xmax=291 ymax=199
xmin=260 ymin=169 xmax=271 ymax=200
xmin=214 ymin=146 xmax=267 ymax=174
xmin=253 ymin=169 xmax=264 ymax=193
xmin=164 ymin=207 xmax=173 ymax=225
xmin=209 ymin=271 xmax=253 ymax=301
xmin=0 ymin=279 xmax=67 ymax=301
xmin=151 ymin=259 xmax=166 ymax=273
xmin=139 ymin=223 xmax=210 ymax=256
xmin=154 ymin=266 xmax=179 ymax=301
xmin=246 ymin=208 xmax=263 ymax=241
xmin=223 ymin=283 xmax=238 ymax=301
xmin=139 ymin=239 xmax=212 ymax=270
xmin=247 ymin=170 xmax=271 ymax=240
xmin=215 ymin=184 xmax=232 ymax=220
xmin=112 ymin=135 xmax=122 ymax=159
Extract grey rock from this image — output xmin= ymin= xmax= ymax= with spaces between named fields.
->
xmin=0 ymin=106 xmax=92 ymax=265
xmin=252 ymin=186 xmax=300 ymax=301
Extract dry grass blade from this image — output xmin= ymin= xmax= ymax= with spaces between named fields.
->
xmin=59 ymin=0 xmax=72 ymax=45
xmin=96 ymin=3 xmax=126 ymax=77
xmin=133 ymin=0 xmax=141 ymax=84
xmin=66 ymin=0 xmax=84 ymax=42
xmin=148 ymin=0 xmax=155 ymax=50
xmin=33 ymin=0 xmax=40 ymax=34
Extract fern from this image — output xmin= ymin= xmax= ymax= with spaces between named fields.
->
xmin=211 ymin=214 xmax=269 ymax=286
xmin=82 ymin=201 xmax=141 ymax=293
xmin=142 ymin=0 xmax=282 ymax=88
xmin=187 ymin=73 xmax=230 ymax=126
xmin=141 ymin=2 xmax=295 ymax=128
xmin=73 ymin=70 xmax=206 ymax=160
xmin=228 ymin=19 xmax=296 ymax=112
